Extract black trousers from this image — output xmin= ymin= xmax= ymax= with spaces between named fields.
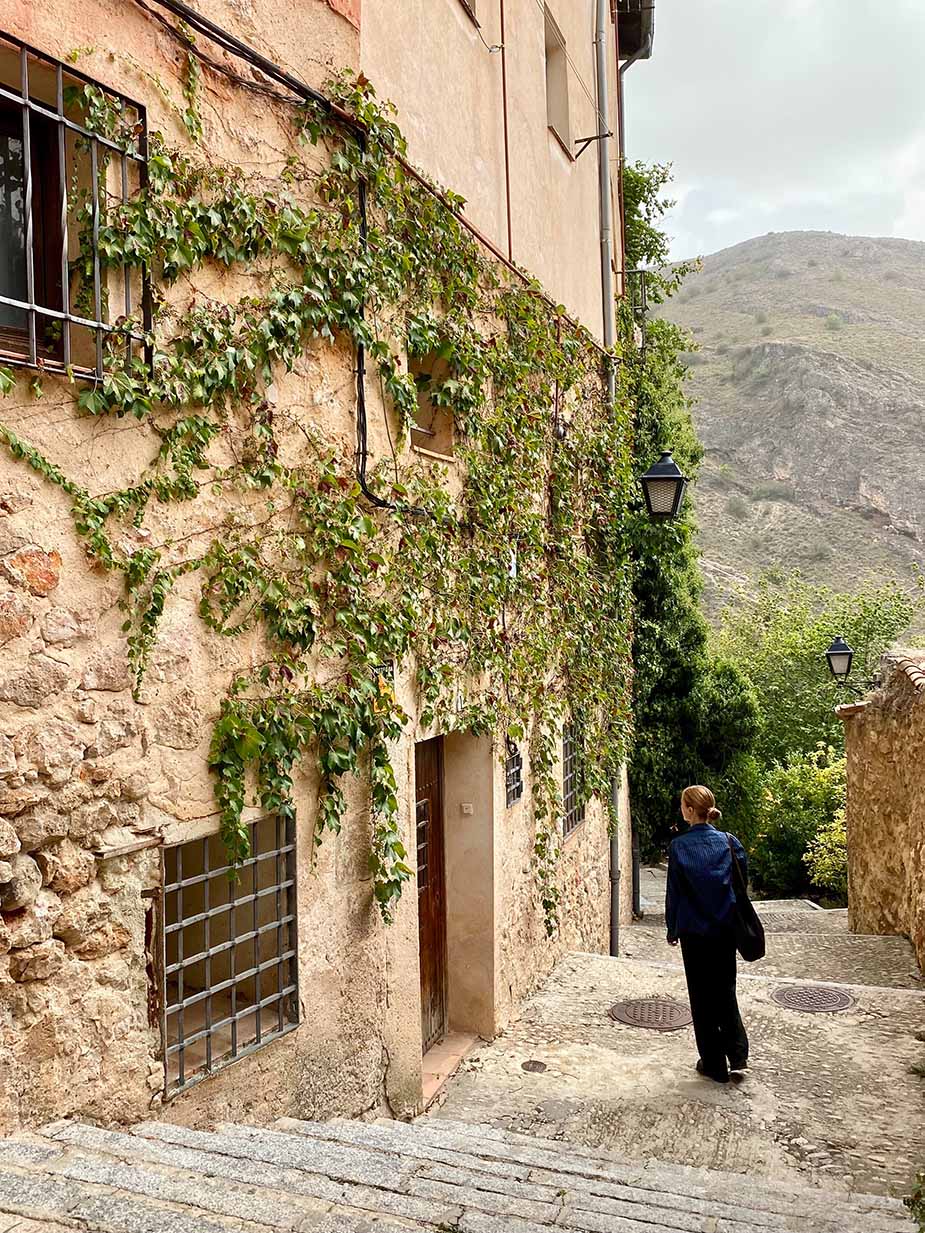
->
xmin=680 ymin=931 xmax=749 ymax=1079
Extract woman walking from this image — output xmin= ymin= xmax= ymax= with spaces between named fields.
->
xmin=666 ymin=785 xmax=749 ymax=1084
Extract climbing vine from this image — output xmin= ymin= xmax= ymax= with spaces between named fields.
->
xmin=0 ymin=64 xmax=635 ymax=930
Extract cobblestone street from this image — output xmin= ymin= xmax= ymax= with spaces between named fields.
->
xmin=434 ymin=878 xmax=925 ymax=1200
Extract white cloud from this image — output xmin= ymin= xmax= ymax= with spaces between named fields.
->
xmin=625 ymin=0 xmax=925 ymax=256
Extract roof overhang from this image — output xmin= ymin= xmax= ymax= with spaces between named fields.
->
xmin=615 ymin=0 xmax=655 ymax=60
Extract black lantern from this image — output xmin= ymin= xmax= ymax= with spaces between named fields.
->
xmin=825 ymin=635 xmax=854 ymax=682
xmin=640 ymin=450 xmax=689 ymax=521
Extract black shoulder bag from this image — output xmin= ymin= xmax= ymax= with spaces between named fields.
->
xmin=726 ymin=833 xmax=766 ymax=962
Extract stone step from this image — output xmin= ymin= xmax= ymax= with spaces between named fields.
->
xmin=0 ymin=1113 xmax=913 ymax=1233
xmin=620 ymin=925 xmax=923 ymax=990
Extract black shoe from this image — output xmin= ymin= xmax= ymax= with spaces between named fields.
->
xmin=696 ymin=1059 xmax=729 ymax=1084
xmin=728 ymin=1057 xmax=749 ymax=1072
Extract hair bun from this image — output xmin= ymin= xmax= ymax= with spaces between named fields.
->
xmin=707 ymin=806 xmax=722 ymax=821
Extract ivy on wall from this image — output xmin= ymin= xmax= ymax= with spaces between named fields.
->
xmin=0 ymin=69 xmax=635 ymax=930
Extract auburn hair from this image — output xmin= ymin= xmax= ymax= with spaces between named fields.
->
xmin=682 ymin=784 xmax=722 ymax=823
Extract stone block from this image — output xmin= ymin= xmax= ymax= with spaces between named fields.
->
xmin=81 ymin=649 xmax=133 ymax=693
xmin=0 ymin=655 xmax=70 ymax=709
xmin=0 ymin=547 xmax=61 ymax=596
xmin=151 ymin=686 xmax=204 ymax=751
xmin=5 ymin=890 xmax=63 ymax=949
xmin=86 ymin=701 xmax=141 ymax=759
xmin=0 ymin=853 xmax=42 ymax=910
xmin=52 ymin=884 xmax=111 ymax=947
xmin=15 ymin=808 xmax=68 ymax=852
xmin=0 ymin=734 xmax=15 ymax=777
xmin=0 ymin=818 xmax=20 ymax=857
xmin=0 ymin=589 xmax=33 ymax=644
xmin=0 ymin=861 xmax=11 ymax=883
xmin=36 ymin=840 xmax=96 ymax=895
xmin=15 ymin=722 xmax=86 ymax=787
xmin=8 ymin=938 xmax=64 ymax=981
xmin=41 ymin=607 xmax=94 ymax=646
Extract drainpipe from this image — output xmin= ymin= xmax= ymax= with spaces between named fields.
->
xmin=594 ymin=0 xmax=615 ymax=357
xmin=595 ymin=0 xmax=621 ymax=954
xmin=617 ymin=39 xmax=647 ymax=923
xmin=609 ymin=778 xmax=620 ymax=955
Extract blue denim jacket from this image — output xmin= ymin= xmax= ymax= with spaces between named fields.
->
xmin=665 ymin=823 xmax=748 ymax=942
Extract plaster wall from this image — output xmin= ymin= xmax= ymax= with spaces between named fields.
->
xmin=842 ymin=656 xmax=925 ymax=971
xmin=361 ymin=0 xmax=624 ymax=342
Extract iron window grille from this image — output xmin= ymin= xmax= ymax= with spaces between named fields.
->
xmin=0 ymin=30 xmax=150 ymax=380
xmin=416 ymin=798 xmax=430 ymax=891
xmin=562 ymin=721 xmax=585 ymax=837
xmin=160 ymin=815 xmax=299 ymax=1095
xmin=505 ymin=737 xmax=523 ymax=807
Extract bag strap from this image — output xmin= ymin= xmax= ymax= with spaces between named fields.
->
xmin=726 ymin=832 xmax=747 ymax=892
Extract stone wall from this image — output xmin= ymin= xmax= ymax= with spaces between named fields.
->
xmin=840 ymin=653 xmax=925 ymax=970
xmin=0 ymin=0 xmax=630 ymax=1135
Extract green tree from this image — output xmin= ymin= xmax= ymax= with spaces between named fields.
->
xmin=622 ymin=162 xmax=760 ymax=857
xmin=714 ymin=571 xmax=919 ymax=767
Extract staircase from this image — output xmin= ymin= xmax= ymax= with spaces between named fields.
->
xmin=0 ymin=1111 xmax=915 ymax=1232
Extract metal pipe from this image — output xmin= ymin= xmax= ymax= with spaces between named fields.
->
xmin=594 ymin=0 xmax=615 ymax=355
xmin=609 ymin=776 xmax=620 ymax=955
xmin=499 ymin=0 xmax=513 ymax=262
xmin=632 ymin=824 xmax=641 ymax=917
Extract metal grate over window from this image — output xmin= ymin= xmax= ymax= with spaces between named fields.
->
xmin=161 ymin=815 xmax=299 ymax=1095
xmin=0 ymin=31 xmax=150 ymax=380
xmin=505 ymin=737 xmax=523 ymax=807
xmin=562 ymin=721 xmax=585 ymax=837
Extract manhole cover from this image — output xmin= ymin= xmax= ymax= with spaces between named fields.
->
xmin=771 ymin=985 xmax=856 ymax=1013
xmin=521 ymin=1059 xmax=547 ymax=1073
xmin=608 ymin=998 xmax=692 ymax=1031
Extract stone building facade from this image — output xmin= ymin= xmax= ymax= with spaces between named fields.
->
xmin=0 ymin=0 xmax=637 ymax=1134
xmin=839 ymin=654 xmax=925 ymax=970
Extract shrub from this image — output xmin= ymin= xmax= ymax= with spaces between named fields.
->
xmin=751 ymin=481 xmax=797 ymax=503
xmin=725 ymin=494 xmax=748 ymax=519
xmin=761 ymin=324 xmax=773 ymax=336
xmin=804 ymin=805 xmax=847 ymax=901
xmin=825 ymin=313 xmax=843 ymax=331
xmin=906 ymin=1174 xmax=925 ymax=1232
xmin=751 ymin=748 xmax=846 ymax=898
xmin=755 ymin=311 xmax=768 ymax=324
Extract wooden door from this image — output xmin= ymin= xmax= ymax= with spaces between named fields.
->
xmin=415 ymin=737 xmax=447 ymax=1053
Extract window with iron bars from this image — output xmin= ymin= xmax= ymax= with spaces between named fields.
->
xmin=505 ymin=737 xmax=523 ymax=807
xmin=160 ymin=815 xmax=299 ymax=1095
xmin=562 ymin=721 xmax=585 ymax=837
xmin=0 ymin=31 xmax=149 ymax=380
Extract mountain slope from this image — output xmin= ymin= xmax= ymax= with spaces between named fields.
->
xmin=658 ymin=231 xmax=925 ymax=613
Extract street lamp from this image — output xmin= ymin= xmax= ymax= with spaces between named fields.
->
xmin=640 ymin=451 xmax=689 ymax=521
xmin=825 ymin=635 xmax=854 ymax=683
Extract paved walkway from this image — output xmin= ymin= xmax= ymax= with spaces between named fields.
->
xmin=434 ymin=875 xmax=925 ymax=1205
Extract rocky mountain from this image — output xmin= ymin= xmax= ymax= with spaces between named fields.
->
xmin=658 ymin=231 xmax=925 ymax=616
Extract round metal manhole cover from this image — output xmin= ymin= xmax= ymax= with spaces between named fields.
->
xmin=521 ymin=1059 xmax=547 ymax=1073
xmin=771 ymin=985 xmax=856 ymax=1014
xmin=608 ymin=998 xmax=693 ymax=1031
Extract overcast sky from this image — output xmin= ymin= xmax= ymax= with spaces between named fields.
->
xmin=624 ymin=0 xmax=925 ymax=260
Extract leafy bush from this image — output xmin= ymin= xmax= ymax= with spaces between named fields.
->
xmin=825 ymin=312 xmax=843 ymax=331
xmin=905 ymin=1173 xmax=925 ymax=1232
xmin=751 ymin=748 xmax=845 ymax=898
xmin=725 ymin=495 xmax=749 ymax=520
xmin=751 ymin=481 xmax=797 ymax=503
xmin=761 ymin=324 xmax=773 ymax=336
xmin=804 ymin=805 xmax=847 ymax=901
